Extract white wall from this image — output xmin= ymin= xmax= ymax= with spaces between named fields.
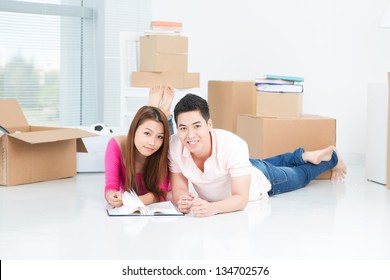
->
xmin=152 ymin=0 xmax=390 ymax=163
xmin=101 ymin=0 xmax=152 ymax=126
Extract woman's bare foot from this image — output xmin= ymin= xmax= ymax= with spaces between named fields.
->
xmin=302 ymin=146 xmax=334 ymax=165
xmin=331 ymin=147 xmax=347 ymax=181
xmin=159 ymin=84 xmax=175 ymax=117
xmin=148 ymin=85 xmax=163 ymax=107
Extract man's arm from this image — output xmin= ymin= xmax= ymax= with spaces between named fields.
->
xmin=170 ymin=172 xmax=194 ymax=213
xmin=191 ymin=174 xmax=251 ymax=217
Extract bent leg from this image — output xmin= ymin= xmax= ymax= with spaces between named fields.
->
xmin=262 ymin=148 xmax=305 ymax=167
xmin=250 ymin=151 xmax=339 ymax=195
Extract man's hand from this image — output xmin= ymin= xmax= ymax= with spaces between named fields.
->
xmin=190 ymin=197 xmax=215 ymax=217
xmin=177 ymin=193 xmax=195 ymax=214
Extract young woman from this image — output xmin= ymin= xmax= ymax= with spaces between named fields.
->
xmin=104 ymin=85 xmax=174 ymax=207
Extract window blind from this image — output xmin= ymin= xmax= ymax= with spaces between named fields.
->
xmin=0 ymin=0 xmax=97 ymax=126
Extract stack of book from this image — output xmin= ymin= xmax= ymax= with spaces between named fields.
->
xmin=255 ymin=74 xmax=304 ymax=93
xmin=254 ymin=74 xmax=304 ymax=118
xmin=144 ymin=21 xmax=183 ymax=36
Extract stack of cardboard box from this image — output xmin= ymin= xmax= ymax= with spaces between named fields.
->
xmin=208 ymin=80 xmax=336 ymax=179
xmin=131 ymin=35 xmax=200 ymax=88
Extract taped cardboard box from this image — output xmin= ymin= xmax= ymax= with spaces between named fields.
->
xmin=131 ymin=71 xmax=200 ymax=88
xmin=208 ymin=81 xmax=256 ymax=133
xmin=140 ymin=35 xmax=188 ymax=54
xmin=0 ymin=100 xmax=96 ymax=186
xmin=140 ymin=35 xmax=189 ymax=73
xmin=387 ymin=73 xmax=390 ymax=189
xmin=236 ymin=114 xmax=336 ymax=179
xmin=140 ymin=53 xmax=188 ymax=72
xmin=256 ymin=91 xmax=302 ymax=118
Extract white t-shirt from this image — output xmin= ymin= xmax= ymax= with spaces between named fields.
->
xmin=168 ymin=129 xmax=271 ymax=202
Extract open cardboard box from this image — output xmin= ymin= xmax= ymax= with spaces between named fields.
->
xmin=0 ymin=100 xmax=96 ymax=186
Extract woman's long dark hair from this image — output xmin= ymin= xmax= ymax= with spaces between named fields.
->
xmin=124 ymin=106 xmax=169 ymax=201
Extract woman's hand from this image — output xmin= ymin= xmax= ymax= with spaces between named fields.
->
xmin=106 ymin=191 xmax=123 ymax=208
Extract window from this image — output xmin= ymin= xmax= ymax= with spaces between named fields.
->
xmin=0 ymin=0 xmax=97 ymax=126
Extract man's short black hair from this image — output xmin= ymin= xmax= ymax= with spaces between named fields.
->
xmin=173 ymin=93 xmax=210 ymax=125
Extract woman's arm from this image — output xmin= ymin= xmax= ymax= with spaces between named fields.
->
xmin=104 ymin=138 xmax=125 ymax=207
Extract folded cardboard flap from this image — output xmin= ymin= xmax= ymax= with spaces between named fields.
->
xmin=0 ymin=99 xmax=29 ymax=128
xmin=8 ymin=128 xmax=96 ymax=145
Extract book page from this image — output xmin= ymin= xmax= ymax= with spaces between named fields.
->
xmin=146 ymin=201 xmax=183 ymax=215
xmin=107 ymin=204 xmax=143 ymax=216
xmin=106 ymin=191 xmax=183 ymax=216
xmin=107 ymin=190 xmax=148 ymax=215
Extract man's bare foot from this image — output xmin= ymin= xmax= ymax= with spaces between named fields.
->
xmin=331 ymin=147 xmax=347 ymax=181
xmin=159 ymin=84 xmax=175 ymax=117
xmin=302 ymin=146 xmax=334 ymax=165
xmin=148 ymin=85 xmax=163 ymax=107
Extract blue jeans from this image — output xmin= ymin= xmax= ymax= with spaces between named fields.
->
xmin=249 ymin=148 xmax=338 ymax=196
xmin=168 ymin=116 xmax=175 ymax=135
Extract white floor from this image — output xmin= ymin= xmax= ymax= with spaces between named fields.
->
xmin=1 ymin=164 xmax=390 ymax=260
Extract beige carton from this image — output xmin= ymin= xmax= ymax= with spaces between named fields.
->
xmin=131 ymin=71 xmax=200 ymax=88
xmin=0 ymin=100 xmax=96 ymax=186
xmin=140 ymin=53 xmax=188 ymax=72
xmin=140 ymin=35 xmax=188 ymax=54
xmin=140 ymin=35 xmax=188 ymax=72
xmin=236 ymin=114 xmax=336 ymax=179
xmin=208 ymin=81 xmax=256 ymax=133
xmin=256 ymin=91 xmax=302 ymax=118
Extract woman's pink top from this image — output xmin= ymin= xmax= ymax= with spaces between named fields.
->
xmin=104 ymin=138 xmax=171 ymax=198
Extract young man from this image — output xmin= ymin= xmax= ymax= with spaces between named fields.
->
xmin=168 ymin=94 xmax=347 ymax=217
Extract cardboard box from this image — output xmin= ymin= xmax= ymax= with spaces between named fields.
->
xmin=0 ymin=100 xmax=96 ymax=186
xmin=131 ymin=71 xmax=200 ymax=88
xmin=236 ymin=114 xmax=336 ymax=179
xmin=140 ymin=53 xmax=188 ymax=72
xmin=77 ymin=127 xmax=128 ymax=173
xmin=365 ymin=83 xmax=388 ymax=185
xmin=208 ymin=81 xmax=256 ymax=133
xmin=256 ymin=91 xmax=302 ymax=118
xmin=140 ymin=35 xmax=188 ymax=54
xmin=388 ymin=73 xmax=390 ymax=189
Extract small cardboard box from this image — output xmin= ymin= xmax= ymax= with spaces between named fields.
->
xmin=131 ymin=71 xmax=200 ymax=88
xmin=140 ymin=35 xmax=188 ymax=54
xmin=140 ymin=53 xmax=188 ymax=72
xmin=256 ymin=91 xmax=302 ymax=118
xmin=387 ymin=73 xmax=390 ymax=189
xmin=236 ymin=114 xmax=336 ymax=179
xmin=0 ymin=100 xmax=96 ymax=186
xmin=208 ymin=81 xmax=256 ymax=133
